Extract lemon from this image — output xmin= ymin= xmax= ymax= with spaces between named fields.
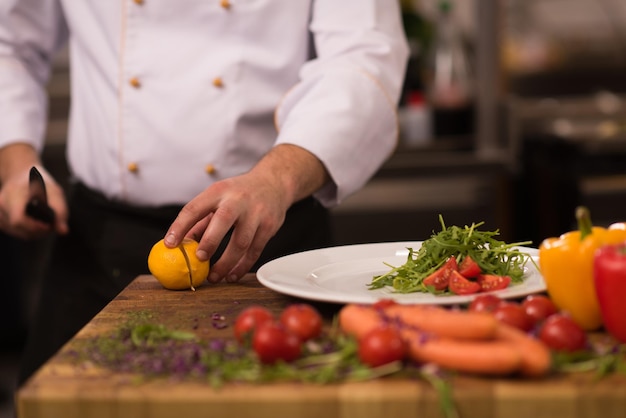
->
xmin=147 ymin=238 xmax=210 ymax=290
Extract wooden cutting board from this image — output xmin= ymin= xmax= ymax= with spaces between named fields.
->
xmin=16 ymin=275 xmax=626 ymax=418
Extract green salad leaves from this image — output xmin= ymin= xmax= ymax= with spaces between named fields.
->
xmin=369 ymin=215 xmax=534 ymax=294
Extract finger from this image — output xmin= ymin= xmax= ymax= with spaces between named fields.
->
xmin=224 ymin=233 xmax=269 ymax=282
xmin=164 ymin=196 xmax=217 ymax=248
xmin=49 ymin=192 xmax=69 ymax=235
xmin=185 ymin=214 xmax=212 ymax=242
xmin=5 ymin=219 xmax=49 ymax=241
xmin=4 ymin=204 xmax=51 ymax=240
xmin=207 ymin=218 xmax=258 ymax=282
xmin=217 ymin=213 xmax=280 ymax=282
xmin=54 ymin=218 xmax=70 ymax=236
xmin=0 ymin=208 xmax=7 ymax=227
xmin=194 ymin=204 xmax=242 ymax=265
xmin=17 ymin=225 xmax=49 ymax=240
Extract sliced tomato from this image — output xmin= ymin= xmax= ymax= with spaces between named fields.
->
xmin=448 ymin=270 xmax=481 ymax=295
xmin=477 ymin=274 xmax=511 ymax=292
xmin=423 ymin=256 xmax=458 ymax=291
xmin=458 ymin=255 xmax=481 ymax=278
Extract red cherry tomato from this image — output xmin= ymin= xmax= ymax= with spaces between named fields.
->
xmin=279 ymin=303 xmax=323 ymax=342
xmin=458 ymin=255 xmax=481 ymax=278
xmin=448 ymin=270 xmax=481 ymax=295
xmin=252 ymin=321 xmax=301 ymax=364
xmin=358 ymin=326 xmax=406 ymax=367
xmin=522 ymin=295 xmax=558 ymax=326
xmin=233 ymin=305 xmax=274 ymax=343
xmin=538 ymin=313 xmax=588 ymax=352
xmin=423 ymin=257 xmax=458 ymax=291
xmin=372 ymin=299 xmax=398 ymax=310
xmin=468 ymin=294 xmax=503 ymax=313
xmin=476 ymin=274 xmax=511 ymax=292
xmin=493 ymin=302 xmax=534 ymax=332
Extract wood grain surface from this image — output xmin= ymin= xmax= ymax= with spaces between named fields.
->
xmin=16 ymin=274 xmax=626 ymax=418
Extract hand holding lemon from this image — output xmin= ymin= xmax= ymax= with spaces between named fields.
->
xmin=148 ymin=238 xmax=210 ymax=290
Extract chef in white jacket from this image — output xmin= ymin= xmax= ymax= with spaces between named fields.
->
xmin=0 ymin=0 xmax=408 ymax=384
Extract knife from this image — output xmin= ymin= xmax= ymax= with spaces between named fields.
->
xmin=25 ymin=166 xmax=55 ymax=225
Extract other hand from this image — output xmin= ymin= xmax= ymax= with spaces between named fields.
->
xmin=0 ymin=165 xmax=69 ymax=240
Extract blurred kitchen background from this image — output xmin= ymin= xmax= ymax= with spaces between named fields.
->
xmin=3 ymin=0 xmax=626 ymax=415
xmin=334 ymin=0 xmax=626 ymax=246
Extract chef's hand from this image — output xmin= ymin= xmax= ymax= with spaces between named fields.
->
xmin=0 ymin=143 xmax=69 ymax=239
xmin=164 ymin=144 xmax=329 ymax=283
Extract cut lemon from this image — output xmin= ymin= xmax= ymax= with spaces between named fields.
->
xmin=147 ymin=238 xmax=209 ymax=291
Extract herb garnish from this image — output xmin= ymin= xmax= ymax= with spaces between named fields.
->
xmin=369 ymin=215 xmax=534 ymax=294
xmin=553 ymin=341 xmax=626 ymax=378
xmin=76 ymin=314 xmax=406 ymax=386
xmin=70 ymin=313 xmax=460 ymax=418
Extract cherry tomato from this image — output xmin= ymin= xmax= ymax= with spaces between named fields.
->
xmin=468 ymin=294 xmax=503 ymax=313
xmin=423 ymin=257 xmax=458 ymax=291
xmin=538 ymin=313 xmax=588 ymax=352
xmin=233 ymin=305 xmax=274 ymax=343
xmin=493 ymin=302 xmax=534 ymax=332
xmin=372 ymin=299 xmax=398 ymax=310
xmin=279 ymin=303 xmax=323 ymax=342
xmin=521 ymin=295 xmax=558 ymax=326
xmin=448 ymin=270 xmax=481 ymax=295
xmin=252 ymin=321 xmax=301 ymax=364
xmin=458 ymin=255 xmax=481 ymax=278
xmin=476 ymin=274 xmax=511 ymax=292
xmin=358 ymin=326 xmax=406 ymax=367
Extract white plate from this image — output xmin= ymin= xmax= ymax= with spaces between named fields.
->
xmin=256 ymin=241 xmax=545 ymax=305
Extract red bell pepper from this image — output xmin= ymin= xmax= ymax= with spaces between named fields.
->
xmin=593 ymin=242 xmax=626 ymax=343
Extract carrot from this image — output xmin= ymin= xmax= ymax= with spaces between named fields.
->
xmin=403 ymin=332 xmax=522 ymax=376
xmin=338 ymin=304 xmax=382 ymax=338
xmin=339 ymin=303 xmax=553 ymax=377
xmin=384 ymin=304 xmax=499 ymax=340
xmin=339 ymin=303 xmax=499 ymax=341
xmin=494 ymin=323 xmax=552 ymax=377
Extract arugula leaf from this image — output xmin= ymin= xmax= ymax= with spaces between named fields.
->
xmin=420 ymin=364 xmax=459 ymax=418
xmin=130 ymin=324 xmax=196 ymax=347
xmin=554 ymin=344 xmax=626 ymax=379
xmin=370 ymin=215 xmax=534 ymax=294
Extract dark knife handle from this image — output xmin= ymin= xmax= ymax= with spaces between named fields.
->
xmin=25 ymin=198 xmax=56 ymax=225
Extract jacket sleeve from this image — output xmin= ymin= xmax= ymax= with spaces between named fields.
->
xmin=274 ymin=0 xmax=409 ymax=207
xmin=0 ymin=0 xmax=68 ymax=152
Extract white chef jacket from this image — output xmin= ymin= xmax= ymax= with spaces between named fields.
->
xmin=0 ymin=0 xmax=409 ymax=208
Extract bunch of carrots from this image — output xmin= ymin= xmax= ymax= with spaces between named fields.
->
xmin=339 ymin=301 xmax=552 ymax=377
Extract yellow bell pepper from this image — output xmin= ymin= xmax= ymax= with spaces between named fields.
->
xmin=538 ymin=207 xmax=626 ymax=331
